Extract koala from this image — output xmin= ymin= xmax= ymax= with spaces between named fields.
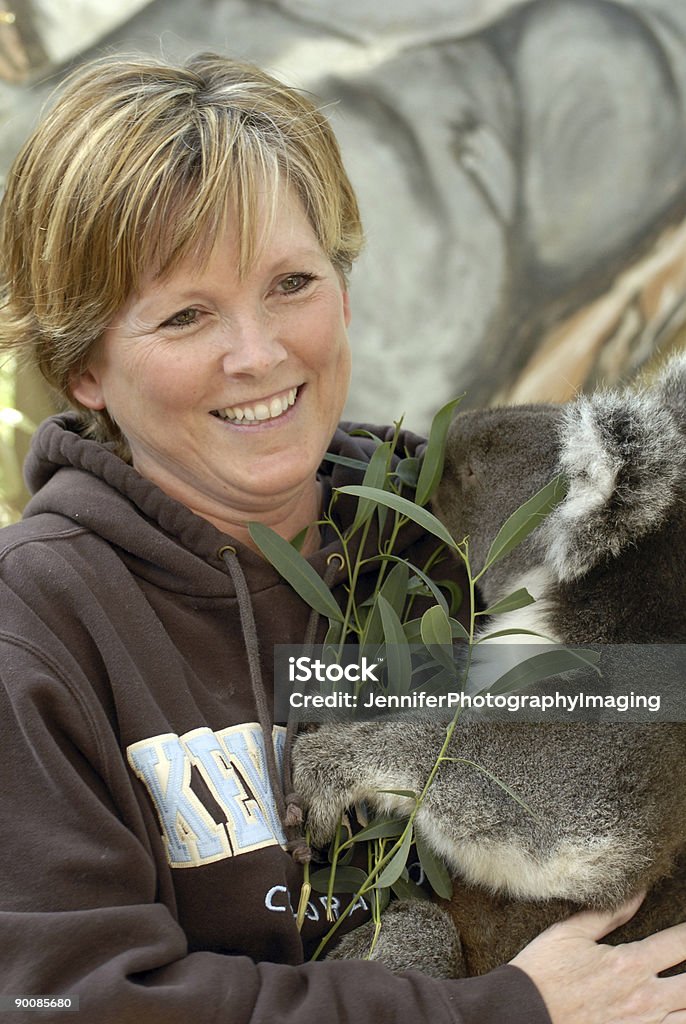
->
xmin=292 ymin=354 xmax=686 ymax=977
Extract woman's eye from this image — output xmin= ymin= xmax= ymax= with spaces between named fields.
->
xmin=278 ymin=273 xmax=315 ymax=295
xmin=162 ymin=308 xmax=199 ymax=329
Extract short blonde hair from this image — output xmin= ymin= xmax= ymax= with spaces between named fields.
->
xmin=0 ymin=52 xmax=363 ymax=447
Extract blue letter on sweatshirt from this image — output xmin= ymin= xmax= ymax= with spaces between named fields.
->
xmin=128 ymin=733 xmax=229 ymax=867
xmin=127 ymin=724 xmax=287 ymax=867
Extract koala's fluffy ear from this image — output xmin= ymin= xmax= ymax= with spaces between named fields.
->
xmin=541 ymin=357 xmax=686 ymax=582
xmin=655 ymin=350 xmax=686 ymax=422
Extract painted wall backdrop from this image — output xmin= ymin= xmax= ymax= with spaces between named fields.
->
xmin=1 ymin=0 xmax=686 ymax=518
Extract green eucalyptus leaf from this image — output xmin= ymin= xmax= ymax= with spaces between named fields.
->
xmin=376 ymin=788 xmax=418 ymax=800
xmin=477 ymin=588 xmax=535 ymax=617
xmin=363 ymin=561 xmax=411 ymax=650
xmin=376 ymin=825 xmax=414 ymax=888
xmin=338 ymin=846 xmax=355 ymax=866
xmin=337 ymin=486 xmax=458 ymax=549
xmin=322 ymin=452 xmax=371 ymax=472
xmin=476 ymin=627 xmax=551 ymax=643
xmin=289 ymin=525 xmax=310 ymax=552
xmin=415 ymin=829 xmax=453 ymax=899
xmin=418 ymin=664 xmax=463 ymax=696
xmin=248 ymin=522 xmax=343 ymax=622
xmin=350 ymin=442 xmax=393 ymax=534
xmin=323 ymin=620 xmax=344 ymax=646
xmin=420 ymin=605 xmax=459 ymax=674
xmin=351 ymin=816 xmax=409 ymax=842
xmin=376 ymin=502 xmax=389 ymax=539
xmin=435 ymin=578 xmax=463 ymax=616
xmin=485 ymin=647 xmax=601 ymax=696
xmin=377 ymin=594 xmax=413 ymax=695
xmin=395 ymin=456 xmax=421 ymax=489
xmin=349 ymin=429 xmax=384 ymax=442
xmin=403 ymin=617 xmax=423 ymax=643
xmin=415 ymin=395 xmax=464 ymax=506
xmin=374 ymin=886 xmax=392 ymax=914
xmin=394 ymin=558 xmax=450 ymax=615
xmin=449 ymin=617 xmax=470 ymax=642
xmin=360 ymin=594 xmax=385 ymax=648
xmin=480 ymin=473 xmax=568 ymax=574
xmin=309 ymin=866 xmax=369 ymax=894
xmin=379 ymin=560 xmax=410 ymax=619
xmin=420 ymin=604 xmax=453 ymax=646
xmin=391 ymin=875 xmax=430 ymax=901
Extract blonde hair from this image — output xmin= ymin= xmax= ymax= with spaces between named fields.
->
xmin=0 ymin=52 xmax=363 ymax=448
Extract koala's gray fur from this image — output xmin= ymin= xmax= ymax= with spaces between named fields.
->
xmin=292 ymin=354 xmax=686 ymax=976
xmin=325 ymin=900 xmax=466 ymax=978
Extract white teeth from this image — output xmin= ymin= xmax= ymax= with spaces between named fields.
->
xmin=216 ymin=387 xmax=298 ymax=424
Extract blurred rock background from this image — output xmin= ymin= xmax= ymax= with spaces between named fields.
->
xmin=2 ymin=0 xmax=686 ymax=521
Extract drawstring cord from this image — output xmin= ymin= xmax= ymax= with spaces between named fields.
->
xmin=280 ymin=554 xmax=343 ymax=837
xmin=219 ymin=545 xmax=342 ymax=865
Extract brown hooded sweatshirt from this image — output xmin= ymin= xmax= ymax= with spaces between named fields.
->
xmin=0 ymin=413 xmax=551 ymax=1024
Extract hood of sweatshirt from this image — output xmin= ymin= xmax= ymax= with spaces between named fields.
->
xmin=22 ymin=412 xmax=428 ymax=599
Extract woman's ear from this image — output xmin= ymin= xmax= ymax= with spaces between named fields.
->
xmin=342 ymin=288 xmax=352 ymax=327
xmin=69 ymin=366 xmax=106 ymax=410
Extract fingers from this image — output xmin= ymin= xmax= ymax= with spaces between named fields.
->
xmin=556 ymin=893 xmax=646 ymax=942
xmin=628 ymin=923 xmax=686 ymax=975
xmin=512 ymin=897 xmax=686 ymax=1024
xmin=559 ymin=897 xmax=686 ymax=973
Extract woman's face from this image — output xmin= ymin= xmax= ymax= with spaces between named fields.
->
xmin=71 ymin=186 xmax=352 ymax=536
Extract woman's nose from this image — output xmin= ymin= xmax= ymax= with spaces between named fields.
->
xmin=220 ymin=311 xmax=288 ymax=376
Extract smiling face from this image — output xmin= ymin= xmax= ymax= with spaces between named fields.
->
xmin=71 ymin=186 xmax=352 ymax=544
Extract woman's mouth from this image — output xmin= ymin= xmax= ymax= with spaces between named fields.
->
xmin=211 ymin=386 xmax=299 ymax=424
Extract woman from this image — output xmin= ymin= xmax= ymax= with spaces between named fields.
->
xmin=0 ymin=53 xmax=684 ymax=1024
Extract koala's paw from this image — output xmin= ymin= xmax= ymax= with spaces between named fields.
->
xmin=291 ymin=727 xmax=362 ymax=847
xmin=326 ymin=900 xmax=466 ymax=979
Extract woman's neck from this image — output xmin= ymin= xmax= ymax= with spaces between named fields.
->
xmin=189 ymin=480 xmax=324 ymax=556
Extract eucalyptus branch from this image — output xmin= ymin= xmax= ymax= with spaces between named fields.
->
xmin=337 ymin=514 xmax=376 ymax=651
xmin=310 ymin=635 xmax=477 ymax=961
xmin=247 ymin=396 xmax=572 ymax=961
xmin=295 ymin=834 xmax=312 ymax=932
xmin=367 ymin=839 xmax=385 ymax=958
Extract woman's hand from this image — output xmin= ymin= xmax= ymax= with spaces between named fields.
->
xmin=512 ymin=894 xmax=686 ymax=1024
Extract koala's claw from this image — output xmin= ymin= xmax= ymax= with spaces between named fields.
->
xmin=292 ymin=729 xmax=360 ymax=847
xmin=302 ymin=795 xmax=351 ymax=849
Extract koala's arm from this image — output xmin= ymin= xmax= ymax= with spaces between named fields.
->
xmin=295 ymin=716 xmax=686 ymax=908
xmin=292 ymin=719 xmax=445 ymax=847
xmin=326 ymin=899 xmax=466 ymax=979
